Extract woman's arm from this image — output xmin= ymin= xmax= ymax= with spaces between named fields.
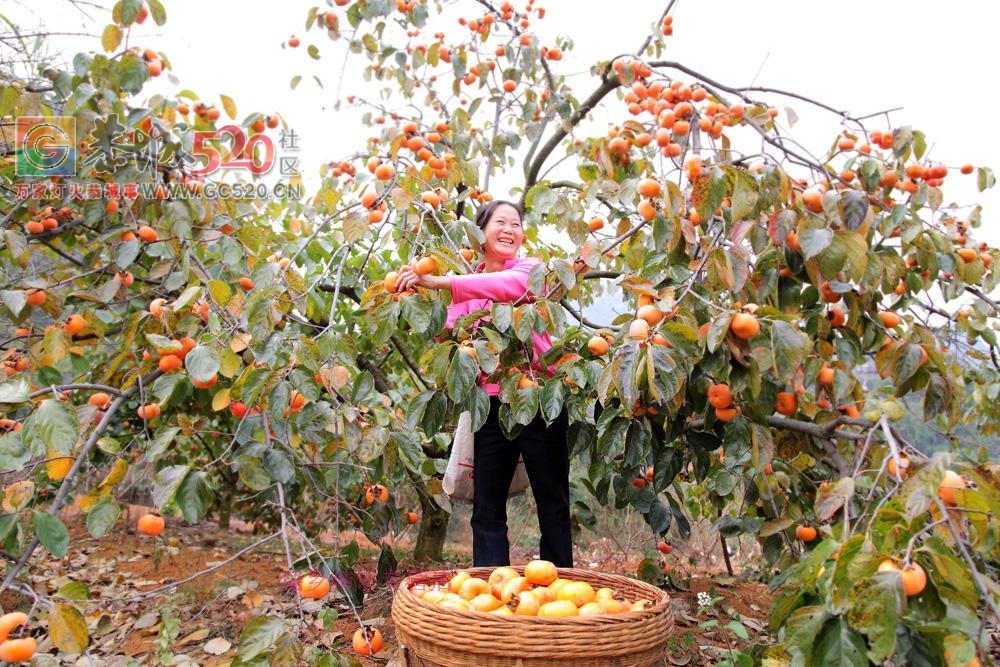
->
xmin=449 ymin=258 xmax=539 ymax=303
xmin=394 ymin=267 xmax=452 ymax=294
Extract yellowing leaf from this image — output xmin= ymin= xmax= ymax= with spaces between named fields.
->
xmin=220 ymin=94 xmax=237 ymax=119
xmin=99 ymin=458 xmax=129 ymax=488
xmin=231 ymin=331 xmax=252 ymax=353
xmin=49 ymin=602 xmax=90 ymax=653
xmin=212 ymin=387 xmax=231 ymax=412
xmin=2 ymin=479 xmax=35 ymax=512
xmin=101 ymin=24 xmax=122 ymax=53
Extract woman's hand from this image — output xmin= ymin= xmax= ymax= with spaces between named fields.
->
xmin=395 ymin=265 xmax=450 ymax=293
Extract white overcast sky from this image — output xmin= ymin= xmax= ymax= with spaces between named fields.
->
xmin=7 ymin=0 xmax=999 ymax=244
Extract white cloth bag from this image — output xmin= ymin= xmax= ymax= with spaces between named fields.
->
xmin=442 ymin=410 xmax=530 ymax=501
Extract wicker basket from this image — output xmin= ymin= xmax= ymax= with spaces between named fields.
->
xmin=392 ymin=566 xmax=674 ymax=667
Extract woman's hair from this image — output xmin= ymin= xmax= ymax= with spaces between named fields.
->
xmin=473 ymin=199 xmax=524 ymax=229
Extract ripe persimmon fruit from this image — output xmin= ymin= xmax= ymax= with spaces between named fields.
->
xmin=729 ymin=312 xmax=760 ymax=340
xmin=137 ymin=513 xmax=164 ymax=536
xmin=587 ymin=335 xmax=609 ymax=356
xmin=136 ymin=403 xmax=161 ymax=420
xmin=715 ymin=405 xmax=740 ymax=422
xmin=938 ymin=470 xmax=966 ymax=505
xmin=637 ymin=200 xmax=656 ymax=222
xmin=298 ymin=573 xmax=330 ymax=599
xmin=158 ymin=355 xmax=183 ymax=373
xmin=802 ymin=189 xmax=824 ymax=213
xmin=636 ymin=178 xmax=661 ymax=198
xmin=365 ymin=483 xmax=390 ymax=505
xmin=137 ymin=225 xmax=158 ymax=242
xmin=628 ymin=319 xmax=650 ymax=340
xmin=887 ymin=455 xmax=909 ymax=477
xmin=0 ymin=637 xmax=36 ymax=663
xmin=878 ymin=311 xmax=901 ymax=328
xmin=25 ymin=289 xmax=46 ymax=307
xmin=636 ymin=304 xmax=663 ymax=326
xmin=414 ymin=256 xmax=437 ymax=275
xmin=775 ymin=391 xmax=798 ymax=417
xmin=795 ymin=525 xmax=817 ymax=542
xmin=524 ymin=559 xmax=558 ymax=586
xmin=88 ymin=392 xmax=111 ymax=408
xmin=0 ymin=612 xmax=28 ymax=643
xmin=588 ymin=217 xmax=606 ymax=232
xmin=817 ymin=364 xmax=835 ymax=387
xmin=64 ymin=313 xmax=86 ymax=335
xmin=353 ymin=627 xmax=383 ymax=655
xmin=707 ymin=384 xmax=732 ymax=409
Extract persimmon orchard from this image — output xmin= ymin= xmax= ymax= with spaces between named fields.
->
xmin=1 ymin=0 xmax=999 ymax=665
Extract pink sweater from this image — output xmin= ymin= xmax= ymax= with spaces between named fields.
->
xmin=445 ymin=257 xmax=552 ymax=395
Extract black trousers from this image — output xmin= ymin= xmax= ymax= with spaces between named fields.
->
xmin=471 ymin=397 xmax=573 ymax=568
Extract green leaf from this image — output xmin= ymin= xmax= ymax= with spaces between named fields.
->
xmin=146 ymin=427 xmax=181 ymax=461
xmin=813 ymin=616 xmax=868 ymax=667
xmin=539 ymin=379 xmax=565 ymax=424
xmin=977 ymin=166 xmax=996 ymax=192
xmin=146 ymin=0 xmax=167 ymax=25
xmin=237 ymin=455 xmax=272 ymax=491
xmin=34 ymin=512 xmax=70 ymax=558
xmin=846 ymin=575 xmax=903 ymax=663
xmin=0 ymin=380 xmax=30 ymax=407
xmin=784 ymin=605 xmax=830 ymax=666
xmin=57 ymin=581 xmax=90 ymax=601
xmin=185 ymin=345 xmax=220 ymax=382
xmin=151 ymin=465 xmax=190 ymax=508
xmin=238 ymin=615 xmax=286 ymax=661
xmin=49 ymin=603 xmax=90 ymax=653
xmin=799 ymin=227 xmax=833 ymax=260
xmin=820 ymin=230 xmax=869 ymax=282
xmin=446 ymin=346 xmax=479 ymax=403
xmin=491 ymin=303 xmax=514 ymax=333
xmin=101 ymin=24 xmax=122 ymax=53
xmin=510 ymin=384 xmax=539 ymax=425
xmin=176 ymin=471 xmax=213 ymax=523
xmin=725 ymin=620 xmax=750 ymax=641
xmin=771 ymin=320 xmax=810 ymax=383
xmin=26 ymin=399 xmax=80 ymax=456
xmin=85 ymin=501 xmax=121 ymax=538
xmin=263 ymin=450 xmax=296 ymax=484
xmin=400 ymin=295 xmax=433 ymax=334
xmin=840 ymin=190 xmax=870 ymax=232
xmin=269 ymin=631 xmax=304 ymax=666
xmin=118 ymin=51 xmax=148 ymax=94
xmin=730 ymin=168 xmax=759 ymax=221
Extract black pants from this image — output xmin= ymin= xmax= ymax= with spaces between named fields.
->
xmin=471 ymin=397 xmax=573 ymax=567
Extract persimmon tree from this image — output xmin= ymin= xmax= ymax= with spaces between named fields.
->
xmin=2 ymin=0 xmax=999 ymax=664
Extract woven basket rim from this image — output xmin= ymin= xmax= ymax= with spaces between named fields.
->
xmin=395 ymin=566 xmax=670 ymax=625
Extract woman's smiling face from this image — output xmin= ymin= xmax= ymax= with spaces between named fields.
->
xmin=482 ymin=203 xmax=524 ymax=264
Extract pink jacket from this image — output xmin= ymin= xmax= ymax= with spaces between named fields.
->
xmin=445 ymin=257 xmax=552 ymax=396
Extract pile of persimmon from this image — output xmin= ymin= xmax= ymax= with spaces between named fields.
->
xmin=409 ymin=559 xmax=654 ymax=617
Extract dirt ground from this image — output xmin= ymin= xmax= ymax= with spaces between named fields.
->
xmin=1 ymin=512 xmax=775 ymax=666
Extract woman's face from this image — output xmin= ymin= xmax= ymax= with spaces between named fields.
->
xmin=481 ymin=204 xmax=524 ymax=263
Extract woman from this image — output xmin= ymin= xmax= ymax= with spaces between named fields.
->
xmin=395 ymin=200 xmax=573 ymax=568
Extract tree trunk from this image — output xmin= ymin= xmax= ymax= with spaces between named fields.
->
xmin=412 ymin=493 xmax=449 ymax=563
xmin=217 ymin=489 xmax=232 ymax=530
